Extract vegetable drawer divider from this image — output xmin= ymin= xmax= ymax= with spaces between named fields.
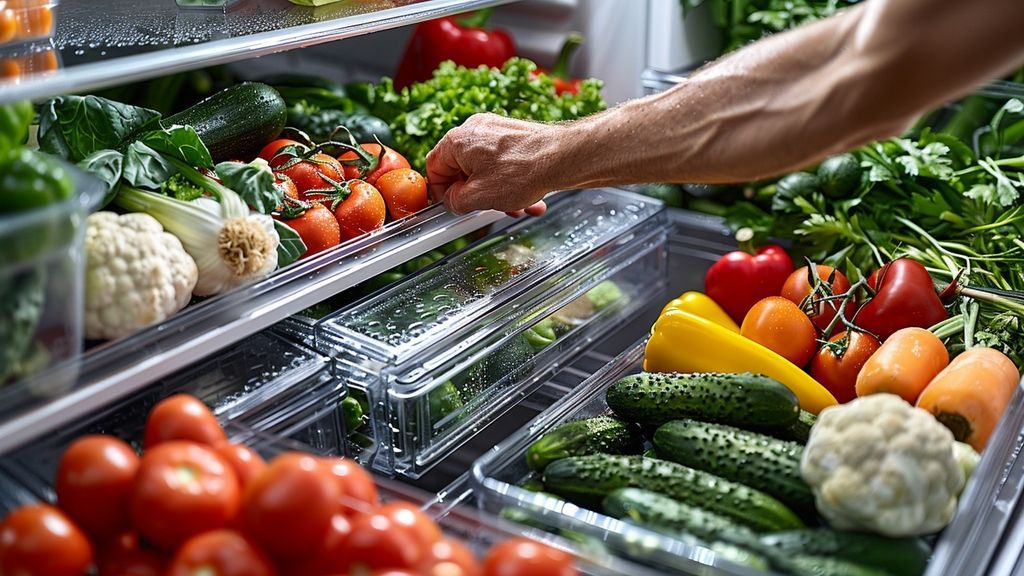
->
xmin=470 ymin=339 xmax=1024 ymax=576
xmin=314 ymin=189 xmax=669 ymax=478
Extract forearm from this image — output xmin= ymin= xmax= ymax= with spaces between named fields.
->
xmin=542 ymin=0 xmax=1024 ymax=188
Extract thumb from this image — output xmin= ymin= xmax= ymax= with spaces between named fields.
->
xmin=443 ymin=180 xmax=476 ymax=215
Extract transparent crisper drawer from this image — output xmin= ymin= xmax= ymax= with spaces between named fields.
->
xmin=470 ymin=340 xmax=1024 ymax=576
xmin=0 ymin=331 xmax=345 ymax=492
xmin=314 ymin=189 xmax=670 ymax=477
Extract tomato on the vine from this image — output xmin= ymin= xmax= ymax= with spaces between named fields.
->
xmin=278 ymin=202 xmax=341 ymax=258
xmin=332 ymin=179 xmax=387 ymax=242
xmin=56 ymin=434 xmax=139 ymax=540
xmin=339 ymin=143 xmax=410 ymax=186
xmin=482 ymin=538 xmax=577 ymax=576
xmin=143 ymin=394 xmax=227 ymax=449
xmin=781 ymin=264 xmax=853 ymax=335
xmin=131 ymin=441 xmax=241 ymax=550
xmin=375 ymin=168 xmax=428 ymax=220
xmin=259 ymin=139 xmax=307 ymax=163
xmin=166 ymin=530 xmax=275 ymax=576
xmin=242 ymin=452 xmax=340 ymax=560
xmin=275 ymin=153 xmax=345 ymax=197
xmin=320 ymin=457 xmax=380 ymax=514
xmin=811 ymin=330 xmax=881 ymax=403
xmin=214 ymin=443 xmax=267 ymax=490
xmin=740 ymin=296 xmax=818 ymax=367
xmin=0 ymin=504 xmax=94 ymax=576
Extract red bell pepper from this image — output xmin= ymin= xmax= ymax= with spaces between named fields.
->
xmin=393 ymin=8 xmax=515 ymax=89
xmin=705 ymin=244 xmax=794 ymax=324
xmin=530 ymin=33 xmax=584 ymax=95
xmin=856 ymin=258 xmax=948 ymax=340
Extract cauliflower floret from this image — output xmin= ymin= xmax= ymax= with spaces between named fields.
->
xmin=85 ymin=212 xmax=198 ymax=340
xmin=800 ymin=393 xmax=965 ymax=537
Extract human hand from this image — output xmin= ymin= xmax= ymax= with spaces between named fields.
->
xmin=426 ymin=113 xmax=566 ymax=217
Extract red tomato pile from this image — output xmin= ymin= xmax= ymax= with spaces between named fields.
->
xmin=706 ymin=247 xmax=949 ymax=403
xmin=260 ymin=139 xmax=429 ymax=259
xmin=0 ymin=394 xmax=578 ymax=576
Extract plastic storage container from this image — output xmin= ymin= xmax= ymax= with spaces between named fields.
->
xmin=0 ymin=0 xmax=56 ymax=48
xmin=313 ymin=189 xmax=670 ymax=477
xmin=471 ymin=339 xmax=1024 ymax=576
xmin=0 ymin=330 xmax=345 ymax=492
xmin=0 ymin=38 xmax=58 ymax=82
xmin=0 ymin=164 xmax=102 ymax=394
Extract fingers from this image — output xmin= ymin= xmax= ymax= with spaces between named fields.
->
xmin=425 ymin=133 xmax=464 ymax=205
xmin=442 ymin=180 xmax=470 ymax=214
xmin=524 ymin=201 xmax=547 ymax=217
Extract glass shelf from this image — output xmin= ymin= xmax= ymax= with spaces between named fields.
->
xmin=0 ymin=0 xmax=516 ymax=103
xmin=0 ymin=205 xmax=502 ymax=454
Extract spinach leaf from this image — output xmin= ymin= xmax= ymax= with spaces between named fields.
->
xmin=214 ymin=160 xmax=282 ymax=214
xmin=123 ymin=142 xmax=177 ymax=190
xmin=274 ymin=220 xmax=306 ymax=267
xmin=38 ymin=96 xmax=161 ymax=162
xmin=140 ymin=125 xmax=214 ymax=169
xmin=0 ymin=101 xmax=33 ymax=154
xmin=78 ymin=149 xmax=124 ymax=205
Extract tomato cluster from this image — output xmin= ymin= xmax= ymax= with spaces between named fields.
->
xmin=0 ymin=394 xmax=578 ymax=576
xmin=260 ymin=139 xmax=429 ymax=259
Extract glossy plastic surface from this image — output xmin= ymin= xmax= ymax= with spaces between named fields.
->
xmin=0 ymin=1 xmax=56 ymax=49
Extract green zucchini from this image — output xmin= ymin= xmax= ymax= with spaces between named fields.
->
xmin=605 ymin=372 xmax=799 ymax=428
xmin=526 ymin=416 xmax=643 ymax=471
xmin=542 ymin=454 xmax=803 ymax=532
xmin=760 ymin=529 xmax=929 ymax=576
xmin=653 ymin=419 xmax=813 ymax=513
xmin=166 ymin=83 xmax=286 ymax=162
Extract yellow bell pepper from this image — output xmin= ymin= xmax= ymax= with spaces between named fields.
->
xmin=644 ymin=309 xmax=837 ymax=414
xmin=659 ymin=291 xmax=739 ymax=332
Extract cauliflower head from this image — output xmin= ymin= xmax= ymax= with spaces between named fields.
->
xmin=85 ymin=212 xmax=198 ymax=340
xmin=800 ymin=393 xmax=965 ymax=537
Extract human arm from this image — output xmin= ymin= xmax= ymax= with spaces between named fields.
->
xmin=426 ymin=0 xmax=1024 ymax=214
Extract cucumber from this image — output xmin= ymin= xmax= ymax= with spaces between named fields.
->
xmin=542 ymin=454 xmax=803 ymax=532
xmin=781 ymin=554 xmax=894 ymax=576
xmin=761 ymin=409 xmax=817 ymax=444
xmin=760 ymin=529 xmax=929 ymax=576
xmin=605 ymin=372 xmax=799 ymax=428
xmin=526 ymin=416 xmax=643 ymax=471
xmin=653 ymin=419 xmax=813 ymax=513
xmin=602 ymin=487 xmax=759 ymax=546
xmin=166 ymin=83 xmax=286 ymax=162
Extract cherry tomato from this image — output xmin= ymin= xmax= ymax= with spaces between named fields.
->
xmin=781 ymin=265 xmax=853 ymax=335
xmin=143 ymin=394 xmax=227 ymax=449
xmin=422 ymin=538 xmax=481 ymax=576
xmin=0 ymin=504 xmax=94 ymax=576
xmin=166 ymin=530 xmax=275 ymax=576
xmin=378 ymin=501 xmax=442 ymax=550
xmin=0 ymin=9 xmax=16 ymax=44
xmin=131 ymin=441 xmax=241 ymax=550
xmin=23 ymin=5 xmax=52 ymax=37
xmin=320 ymin=457 xmax=380 ymax=515
xmin=259 ymin=139 xmax=306 ymax=164
xmin=0 ymin=58 xmax=20 ymax=79
xmin=276 ymin=153 xmax=345 ymax=197
xmin=339 ymin=143 xmax=410 ymax=186
xmin=332 ymin=512 xmax=423 ymax=572
xmin=55 ymin=434 xmax=139 ymax=540
xmin=279 ymin=203 xmax=341 ymax=258
xmin=740 ymin=296 xmax=818 ymax=367
xmin=333 ymin=179 xmax=386 ymax=242
xmin=482 ymin=539 xmax=577 ymax=576
xmin=97 ymin=532 xmax=167 ymax=576
xmin=243 ymin=452 xmax=340 ymax=560
xmin=811 ymin=330 xmax=882 ymax=403
xmin=214 ymin=443 xmax=267 ymax=490
xmin=375 ymin=169 xmax=428 ymax=220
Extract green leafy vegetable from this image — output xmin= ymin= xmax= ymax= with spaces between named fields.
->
xmin=0 ymin=101 xmax=33 ymax=154
xmin=160 ymin=173 xmax=205 ymax=202
xmin=123 ymin=142 xmax=177 ymax=190
xmin=139 ymin=125 xmax=214 ymax=169
xmin=38 ymin=95 xmax=161 ymax=162
xmin=214 ymin=160 xmax=282 ymax=214
xmin=273 ymin=220 xmax=306 ymax=268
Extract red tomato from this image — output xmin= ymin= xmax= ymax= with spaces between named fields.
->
xmin=276 ymin=153 xmax=345 ymax=196
xmin=780 ymin=265 xmax=853 ymax=335
xmin=276 ymin=173 xmax=300 ymax=204
xmin=811 ymin=331 xmax=882 ymax=403
xmin=131 ymin=441 xmax=241 ymax=550
xmin=377 ymin=501 xmax=442 ymax=550
xmin=705 ymin=245 xmax=794 ymax=324
xmin=166 ymin=530 xmax=275 ymax=576
xmin=0 ymin=504 xmax=94 ymax=576
xmin=375 ymin=169 xmax=428 ymax=220
xmin=422 ymin=538 xmax=481 ymax=576
xmin=279 ymin=203 xmax=341 ymax=258
xmin=320 ymin=457 xmax=380 ymax=515
xmin=331 ymin=512 xmax=423 ymax=572
xmin=55 ymin=434 xmax=139 ymax=540
xmin=482 ymin=539 xmax=577 ymax=576
xmin=214 ymin=443 xmax=267 ymax=490
xmin=97 ymin=532 xmax=167 ymax=576
xmin=242 ymin=452 xmax=340 ymax=560
xmin=339 ymin=144 xmax=410 ymax=186
xmin=740 ymin=297 xmax=818 ymax=367
xmin=143 ymin=394 xmax=227 ymax=449
xmin=333 ymin=180 xmax=386 ymax=242
xmin=281 ymin=513 xmax=354 ymax=575
xmin=259 ymin=139 xmax=307 ymax=163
